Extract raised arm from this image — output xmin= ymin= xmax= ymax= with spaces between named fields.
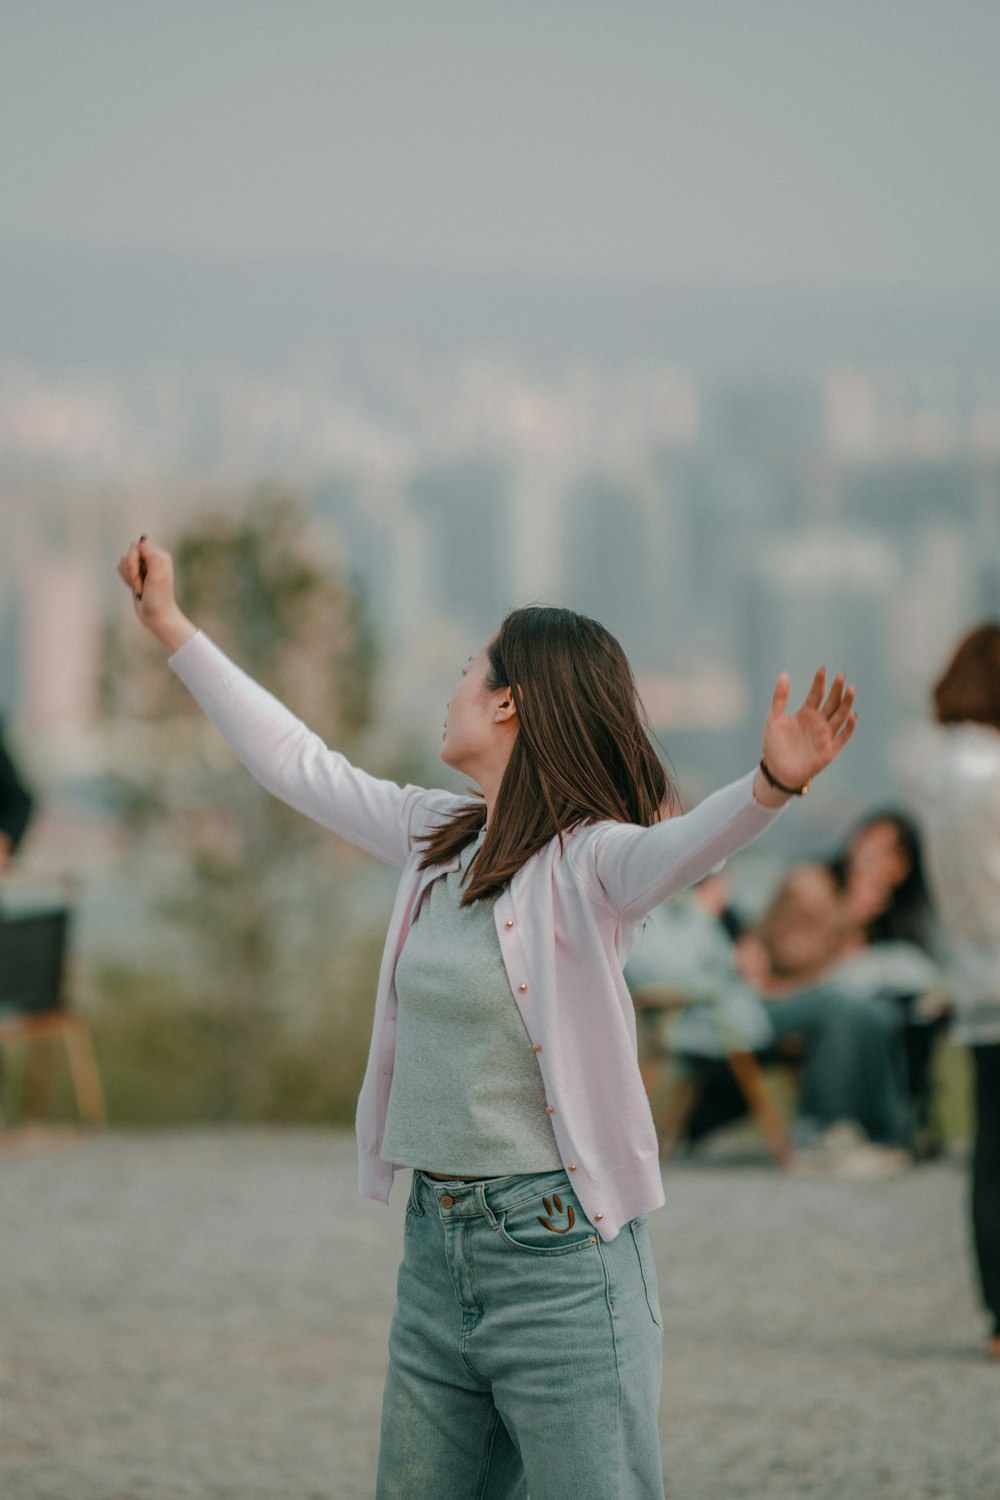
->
xmin=116 ymin=536 xmax=452 ymax=867
xmin=118 ymin=535 xmax=199 ymax=655
xmin=587 ymin=666 xmax=858 ymax=921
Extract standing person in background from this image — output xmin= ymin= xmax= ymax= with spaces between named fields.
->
xmin=919 ymin=623 xmax=1000 ymax=1362
xmin=117 ymin=534 xmax=857 ymax=1500
xmin=0 ymin=720 xmax=34 ymax=874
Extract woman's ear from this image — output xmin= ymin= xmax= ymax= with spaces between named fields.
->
xmin=494 ymin=692 xmax=518 ymax=724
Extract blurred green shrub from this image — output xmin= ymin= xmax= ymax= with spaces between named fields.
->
xmin=88 ymin=491 xmax=394 ymax=1123
xmin=85 ymin=926 xmax=385 ymax=1124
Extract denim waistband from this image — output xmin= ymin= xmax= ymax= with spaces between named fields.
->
xmin=409 ymin=1166 xmax=573 ymax=1222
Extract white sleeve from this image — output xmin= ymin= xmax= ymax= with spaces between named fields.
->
xmin=169 ymin=631 xmax=460 ymax=868
xmin=585 ymin=769 xmax=786 ymax=922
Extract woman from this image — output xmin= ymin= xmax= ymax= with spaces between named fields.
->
xmin=627 ymin=862 xmax=915 ymax=1161
xmin=117 ymin=535 xmax=857 ymax=1499
xmin=841 ymin=809 xmax=935 ymax=954
xmin=918 ymin=622 xmax=1000 ymax=1361
xmin=748 ymin=861 xmax=917 ymax=1156
xmin=840 ymin=810 xmax=947 ymax=1153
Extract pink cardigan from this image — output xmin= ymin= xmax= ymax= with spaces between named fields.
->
xmin=170 ymin=632 xmax=786 ymax=1240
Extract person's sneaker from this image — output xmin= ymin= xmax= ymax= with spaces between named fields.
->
xmin=827 ymin=1143 xmax=910 ymax=1180
xmin=788 ymin=1122 xmax=861 ymax=1176
xmin=816 ymin=1121 xmax=868 ymax=1157
xmin=789 ymin=1121 xmax=910 ymax=1180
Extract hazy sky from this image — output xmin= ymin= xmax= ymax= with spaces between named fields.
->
xmin=2 ymin=1 xmax=998 ymax=287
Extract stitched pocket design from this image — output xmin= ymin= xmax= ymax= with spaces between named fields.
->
xmin=537 ymin=1193 xmax=576 ymax=1234
xmin=497 ymin=1188 xmax=597 ymax=1256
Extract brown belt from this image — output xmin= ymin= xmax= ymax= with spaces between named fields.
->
xmin=423 ymin=1171 xmax=501 ymax=1182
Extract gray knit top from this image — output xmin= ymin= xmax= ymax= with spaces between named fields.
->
xmin=380 ymin=830 xmax=563 ymax=1176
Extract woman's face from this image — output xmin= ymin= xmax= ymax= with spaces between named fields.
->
xmin=847 ymin=822 xmax=911 ymax=921
xmin=439 ymin=640 xmax=514 ymax=776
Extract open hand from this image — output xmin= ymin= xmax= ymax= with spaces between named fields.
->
xmin=761 ymin=668 xmax=857 ymax=792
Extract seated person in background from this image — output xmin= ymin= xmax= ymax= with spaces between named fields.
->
xmin=842 ymin=809 xmax=934 ymax=953
xmin=741 ymin=855 xmax=941 ymax=1007
xmin=0 ymin=720 xmax=34 ymax=1104
xmin=735 ymin=861 xmax=857 ymax=992
xmin=0 ymin=720 xmax=33 ymax=876
xmin=747 ymin=859 xmax=938 ymax=1151
xmin=837 ymin=810 xmax=949 ymax=1154
xmin=627 ymin=856 xmax=938 ymax=1158
xmin=626 ymin=871 xmax=775 ymax=1070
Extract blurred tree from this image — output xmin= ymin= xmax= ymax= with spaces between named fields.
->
xmin=105 ymin=489 xmax=375 ymax=737
xmin=99 ymin=491 xmax=382 ymax=1121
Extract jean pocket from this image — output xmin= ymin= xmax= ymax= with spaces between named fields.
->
xmin=630 ymin=1218 xmax=663 ymax=1330
xmin=496 ymin=1185 xmax=599 ymax=1256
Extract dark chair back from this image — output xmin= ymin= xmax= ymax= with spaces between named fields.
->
xmin=0 ymin=907 xmax=70 ymax=1015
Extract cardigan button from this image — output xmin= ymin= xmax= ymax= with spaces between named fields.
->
xmin=567 ymin=1162 xmax=578 ymax=1171
xmin=593 ymin=1213 xmax=604 ymax=1222
xmin=505 ymin=919 xmax=514 ymax=928
xmin=518 ymin=983 xmax=527 ymax=992
xmin=544 ymin=1104 xmax=555 ymax=1114
xmin=532 ymin=1043 xmax=542 ymax=1053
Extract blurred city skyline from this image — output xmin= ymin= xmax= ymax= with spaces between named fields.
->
xmin=1 ymin=331 xmax=994 ymax=807
xmin=1 ymin=0 xmax=997 ymax=875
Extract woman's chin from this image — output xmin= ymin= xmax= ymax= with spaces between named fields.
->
xmin=439 ymin=742 xmax=470 ymax=774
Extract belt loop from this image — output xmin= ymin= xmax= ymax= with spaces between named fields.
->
xmin=408 ymin=1171 xmax=425 ymax=1216
xmin=475 ymin=1181 xmax=500 ymax=1229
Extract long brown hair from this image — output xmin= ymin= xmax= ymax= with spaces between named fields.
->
xmin=933 ymin=622 xmax=1000 ymax=730
xmin=417 ymin=606 xmax=680 ymax=904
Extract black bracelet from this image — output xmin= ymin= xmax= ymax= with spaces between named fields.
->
xmin=759 ymin=757 xmax=810 ymax=797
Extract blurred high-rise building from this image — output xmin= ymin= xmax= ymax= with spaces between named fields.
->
xmin=562 ymin=469 xmax=673 ymax=668
xmin=742 ymin=529 xmax=899 ymax=827
xmin=22 ymin=556 xmax=103 ymax=737
xmin=408 ymin=455 xmax=514 ymax=641
xmin=310 ymin=473 xmax=412 ymax=639
xmin=710 ymin=378 xmax=826 ymax=469
xmin=892 ymin=524 xmax=976 ymax=720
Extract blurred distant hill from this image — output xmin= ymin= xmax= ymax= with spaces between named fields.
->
xmin=3 ymin=239 xmax=999 ymax=378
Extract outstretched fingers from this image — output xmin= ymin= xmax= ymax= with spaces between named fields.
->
xmin=768 ymin=670 xmax=791 ymax=720
xmin=803 ymin=665 xmax=827 ymax=710
xmin=831 ymin=684 xmax=857 ymax=735
xmin=822 ymin=672 xmax=846 ymax=717
xmin=830 ymin=707 xmax=859 ymax=755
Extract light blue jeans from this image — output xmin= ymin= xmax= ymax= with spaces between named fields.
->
xmin=376 ymin=1167 xmax=665 ymax=1500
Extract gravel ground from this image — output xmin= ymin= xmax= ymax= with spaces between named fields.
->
xmin=0 ymin=1128 xmax=996 ymax=1500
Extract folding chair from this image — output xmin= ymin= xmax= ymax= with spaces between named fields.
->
xmin=0 ymin=906 xmax=107 ymax=1128
xmin=634 ymin=985 xmax=797 ymax=1166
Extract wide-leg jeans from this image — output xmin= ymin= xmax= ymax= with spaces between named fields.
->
xmin=376 ymin=1167 xmax=665 ymax=1500
xmin=972 ymin=1043 xmax=1000 ymax=1337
